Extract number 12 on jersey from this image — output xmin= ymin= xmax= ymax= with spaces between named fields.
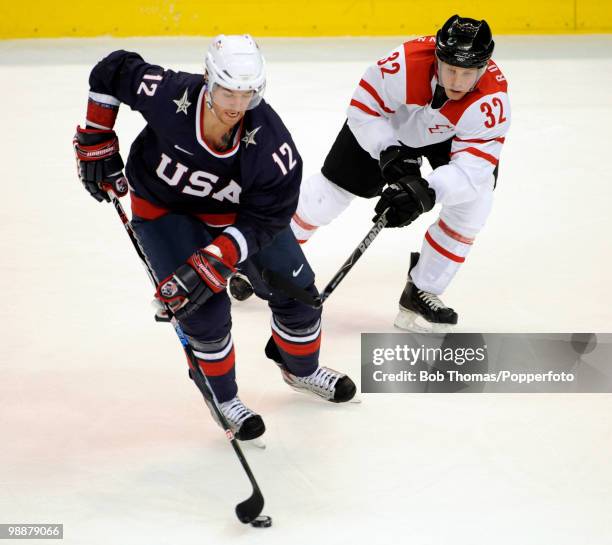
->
xmin=272 ymin=143 xmax=297 ymax=175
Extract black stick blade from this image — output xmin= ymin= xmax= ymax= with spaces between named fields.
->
xmin=235 ymin=486 xmax=264 ymax=524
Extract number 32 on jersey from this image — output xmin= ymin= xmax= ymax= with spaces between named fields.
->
xmin=377 ymin=52 xmax=400 ymax=78
xmin=480 ymin=97 xmax=507 ymax=128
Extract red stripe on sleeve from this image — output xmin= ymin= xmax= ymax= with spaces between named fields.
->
xmin=350 ymin=99 xmax=381 ymax=117
xmin=358 ymin=79 xmax=395 ymax=114
xmin=451 ymin=147 xmax=499 ymax=166
xmin=87 ymin=99 xmax=118 ymax=129
xmin=425 ymin=232 xmax=465 ymax=263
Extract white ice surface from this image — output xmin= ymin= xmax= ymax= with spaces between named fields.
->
xmin=0 ymin=36 xmax=611 ymax=545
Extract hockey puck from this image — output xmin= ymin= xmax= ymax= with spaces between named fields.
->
xmin=250 ymin=515 xmax=272 ymax=528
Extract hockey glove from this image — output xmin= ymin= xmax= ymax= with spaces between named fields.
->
xmin=73 ymin=126 xmax=128 ymax=202
xmin=374 ymin=176 xmax=436 ymax=228
xmin=379 ymin=145 xmax=423 ymax=184
xmin=155 ymin=243 xmax=237 ymax=320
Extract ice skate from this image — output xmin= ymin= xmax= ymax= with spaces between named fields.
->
xmin=395 ymin=252 xmax=458 ymax=333
xmin=228 ymin=272 xmax=254 ymax=302
xmin=281 ymin=366 xmax=357 ymax=403
xmin=264 ymin=338 xmax=357 ymax=402
xmin=210 ymin=396 xmax=266 ymax=444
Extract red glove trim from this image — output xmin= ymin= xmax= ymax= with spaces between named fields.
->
xmin=155 ymin=274 xmax=186 ymax=305
xmin=207 ymin=235 xmax=239 ymax=267
xmin=73 ymin=126 xmax=119 ymax=161
xmin=189 ymin=251 xmax=233 ymax=293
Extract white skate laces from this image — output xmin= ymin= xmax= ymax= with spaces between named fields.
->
xmin=219 ymin=397 xmax=257 ymax=430
xmin=418 ymin=290 xmax=446 ymax=311
xmin=282 ymin=366 xmax=342 ymax=400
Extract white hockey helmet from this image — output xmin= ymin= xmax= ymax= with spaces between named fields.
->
xmin=205 ymin=34 xmax=266 ymax=111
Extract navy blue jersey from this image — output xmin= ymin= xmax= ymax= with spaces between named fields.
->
xmin=87 ymin=50 xmax=302 ymax=261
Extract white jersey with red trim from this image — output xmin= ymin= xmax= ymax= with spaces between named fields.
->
xmin=347 ymin=36 xmax=511 ymax=206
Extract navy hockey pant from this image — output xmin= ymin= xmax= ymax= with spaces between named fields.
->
xmin=132 ymin=213 xmax=322 ymax=402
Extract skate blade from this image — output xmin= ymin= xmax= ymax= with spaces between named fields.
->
xmin=285 ymin=382 xmax=362 ymax=404
xmin=241 ymin=437 xmax=266 ymax=449
xmin=394 ymin=309 xmax=454 ymax=334
xmin=285 ymin=383 xmax=325 ymax=401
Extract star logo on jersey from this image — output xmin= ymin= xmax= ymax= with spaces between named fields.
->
xmin=241 ymin=126 xmax=261 ymax=148
xmin=173 ymin=89 xmax=191 ymax=115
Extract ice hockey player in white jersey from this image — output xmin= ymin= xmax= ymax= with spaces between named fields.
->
xmin=289 ymin=15 xmax=511 ymax=331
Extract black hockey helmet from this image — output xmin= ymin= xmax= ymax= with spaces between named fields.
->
xmin=435 ymin=15 xmax=494 ymax=69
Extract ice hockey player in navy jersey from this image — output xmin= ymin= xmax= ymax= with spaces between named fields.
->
xmin=73 ymin=34 xmax=356 ymax=442
xmin=288 ymin=15 xmax=511 ymax=331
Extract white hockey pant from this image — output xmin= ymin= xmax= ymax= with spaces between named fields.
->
xmin=290 ymin=171 xmax=355 ymax=242
xmin=411 ymin=178 xmax=495 ymax=295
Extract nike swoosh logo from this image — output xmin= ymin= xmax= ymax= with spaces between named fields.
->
xmin=174 ymin=144 xmax=194 ymax=155
xmin=292 ymin=264 xmax=304 ymax=277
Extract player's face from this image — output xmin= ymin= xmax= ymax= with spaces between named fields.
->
xmin=210 ymin=86 xmax=255 ymax=125
xmin=438 ymin=61 xmax=483 ymax=100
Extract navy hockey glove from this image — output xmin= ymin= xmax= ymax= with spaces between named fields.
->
xmin=374 ymin=176 xmax=436 ymax=228
xmin=73 ymin=126 xmax=128 ymax=202
xmin=155 ymin=242 xmax=237 ymax=320
xmin=379 ymin=145 xmax=423 ymax=184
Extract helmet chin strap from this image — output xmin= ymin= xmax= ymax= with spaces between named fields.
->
xmin=204 ymin=89 xmax=243 ymax=139
xmin=205 ymin=90 xmax=229 ymax=124
xmin=205 ymin=89 xmax=216 ymax=114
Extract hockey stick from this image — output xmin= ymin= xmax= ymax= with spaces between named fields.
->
xmin=107 ymin=192 xmax=264 ymax=524
xmin=319 ymin=208 xmax=389 ymax=303
xmin=262 ymin=209 xmax=389 ymax=308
